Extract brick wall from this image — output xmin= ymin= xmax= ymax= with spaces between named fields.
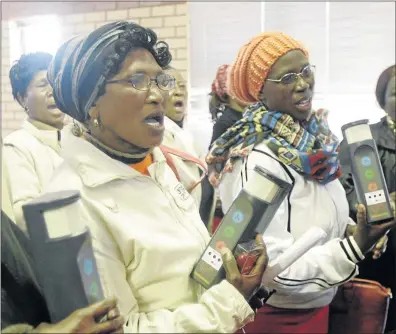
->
xmin=1 ymin=1 xmax=188 ymax=137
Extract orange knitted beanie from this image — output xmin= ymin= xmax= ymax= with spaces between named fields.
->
xmin=229 ymin=31 xmax=309 ymax=103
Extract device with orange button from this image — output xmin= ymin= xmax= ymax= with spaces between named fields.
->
xmin=23 ymin=190 xmax=105 ymax=323
xmin=191 ymin=165 xmax=292 ymax=289
xmin=342 ymin=119 xmax=394 ymax=224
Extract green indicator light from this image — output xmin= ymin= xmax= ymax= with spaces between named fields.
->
xmin=365 ymin=169 xmax=374 ymax=179
xmin=90 ymin=282 xmax=98 ymax=296
xmin=224 ymin=226 xmax=235 ymax=238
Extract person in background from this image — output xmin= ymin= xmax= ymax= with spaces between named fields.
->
xmin=206 ymin=31 xmax=396 ymax=333
xmin=3 ymin=52 xmax=65 ymax=231
xmin=44 ymin=21 xmax=268 ymax=333
xmin=209 ymin=64 xmax=248 ymax=145
xmin=162 ymin=66 xmax=209 ymax=160
xmin=1 ymin=148 xmax=124 ymax=334
xmin=339 ymin=64 xmax=396 ymax=332
xmin=163 ymin=65 xmax=204 ymax=158
xmin=163 ymin=66 xmax=188 ymax=128
xmin=202 ymin=64 xmax=250 ymax=231
xmin=161 ymin=65 xmax=204 ymax=207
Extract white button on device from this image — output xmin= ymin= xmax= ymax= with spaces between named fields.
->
xmin=201 ymin=246 xmax=223 ymax=271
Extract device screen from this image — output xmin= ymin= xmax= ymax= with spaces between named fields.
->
xmin=354 ymin=145 xmax=391 ymax=221
xmin=77 ymin=239 xmax=104 ymax=304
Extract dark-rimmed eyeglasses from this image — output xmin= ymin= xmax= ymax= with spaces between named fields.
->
xmin=107 ymin=73 xmax=176 ymax=91
xmin=267 ymin=64 xmax=316 ymax=85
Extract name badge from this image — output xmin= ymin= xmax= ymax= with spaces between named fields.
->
xmin=174 ymin=183 xmax=190 ymax=201
xmin=170 ymin=182 xmax=194 ymax=211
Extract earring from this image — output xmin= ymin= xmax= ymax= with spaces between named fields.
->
xmin=71 ymin=120 xmax=84 ymax=137
xmin=93 ymin=118 xmax=99 ymax=127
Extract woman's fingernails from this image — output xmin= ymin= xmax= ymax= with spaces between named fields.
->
xmin=108 ymin=308 xmax=119 ymax=319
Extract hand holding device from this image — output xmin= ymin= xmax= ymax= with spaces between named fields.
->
xmin=34 ymin=297 xmax=124 ymax=334
xmin=192 ymin=165 xmax=292 ymax=289
xmin=219 ymin=234 xmax=268 ymax=301
xmin=352 ymin=204 xmax=396 ymax=254
xmin=341 ymin=120 xmax=394 ymax=224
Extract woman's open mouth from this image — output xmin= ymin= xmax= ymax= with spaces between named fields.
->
xmin=173 ymin=101 xmax=184 ymax=112
xmin=47 ymin=104 xmax=58 ymax=110
xmin=143 ymin=111 xmax=165 ymax=130
xmin=295 ymin=97 xmax=312 ymax=111
xmin=47 ymin=104 xmax=63 ymax=117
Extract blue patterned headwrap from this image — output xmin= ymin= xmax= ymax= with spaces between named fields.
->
xmin=47 ymin=21 xmax=171 ymax=123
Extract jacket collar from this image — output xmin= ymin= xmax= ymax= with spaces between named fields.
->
xmin=371 ymin=117 xmax=395 ymax=152
xmin=164 ymin=117 xmax=182 ymax=136
xmin=61 ymin=130 xmax=167 ymax=188
xmin=23 ymin=119 xmax=61 ymax=153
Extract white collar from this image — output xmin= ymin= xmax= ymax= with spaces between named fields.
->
xmin=164 ymin=116 xmax=183 ymax=135
xmin=61 ymin=130 xmax=167 ymax=188
xmin=22 ymin=119 xmax=61 ymax=153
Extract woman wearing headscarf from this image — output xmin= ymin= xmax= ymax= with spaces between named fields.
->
xmin=209 ymin=64 xmax=248 ymax=145
xmin=206 ymin=31 xmax=396 ymax=333
xmin=339 ymin=64 xmax=396 ymax=331
xmin=200 ymin=65 xmax=249 ymax=228
xmin=44 ymin=21 xmax=268 ymax=333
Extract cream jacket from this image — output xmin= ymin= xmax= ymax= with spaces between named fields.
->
xmin=219 ymin=143 xmax=364 ymax=309
xmin=3 ymin=120 xmax=63 ymax=230
xmin=44 ymin=130 xmax=254 ymax=333
xmin=163 ymin=116 xmax=204 ymax=206
xmin=2 ymin=153 xmax=15 ymax=222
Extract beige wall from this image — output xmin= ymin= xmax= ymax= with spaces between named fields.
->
xmin=1 ymin=1 xmax=188 ymax=137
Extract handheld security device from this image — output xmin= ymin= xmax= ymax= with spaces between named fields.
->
xmin=192 ymin=165 xmax=292 ymax=289
xmin=342 ymin=120 xmax=394 ymax=224
xmin=23 ymin=190 xmax=105 ymax=323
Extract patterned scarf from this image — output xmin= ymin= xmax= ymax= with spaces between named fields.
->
xmin=386 ymin=115 xmax=396 ymax=134
xmin=206 ymin=102 xmax=341 ymax=185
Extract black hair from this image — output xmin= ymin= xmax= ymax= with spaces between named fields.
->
xmin=94 ymin=23 xmax=172 ymax=103
xmin=9 ymin=52 xmax=52 ymax=104
xmin=375 ymin=65 xmax=395 ymax=109
xmin=209 ymin=92 xmax=230 ymax=122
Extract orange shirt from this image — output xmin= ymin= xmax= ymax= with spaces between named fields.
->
xmin=129 ymin=154 xmax=153 ymax=176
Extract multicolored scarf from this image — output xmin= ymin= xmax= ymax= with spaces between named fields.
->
xmin=206 ymin=102 xmax=341 ymax=185
xmin=386 ymin=115 xmax=396 ymax=134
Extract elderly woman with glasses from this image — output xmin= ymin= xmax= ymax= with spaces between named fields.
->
xmin=206 ymin=31 xmax=395 ymax=333
xmin=43 ymin=22 xmax=269 ymax=333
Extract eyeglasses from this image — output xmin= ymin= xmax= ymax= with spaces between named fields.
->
xmin=175 ymin=80 xmax=187 ymax=89
xmin=107 ymin=73 xmax=176 ymax=91
xmin=266 ymin=64 xmax=316 ymax=85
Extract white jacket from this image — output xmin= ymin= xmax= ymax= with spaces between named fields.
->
xmin=219 ymin=143 xmax=364 ymax=309
xmin=163 ymin=117 xmax=199 ymax=157
xmin=44 ymin=130 xmax=254 ymax=333
xmin=2 ymin=153 xmax=15 ymax=222
xmin=163 ymin=117 xmax=204 ymax=206
xmin=3 ymin=120 xmax=63 ymax=230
